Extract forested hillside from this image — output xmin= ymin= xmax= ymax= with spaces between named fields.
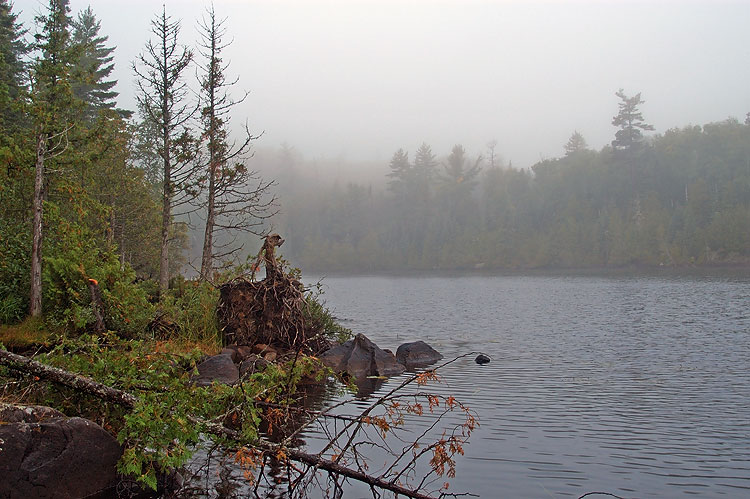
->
xmin=269 ymin=117 xmax=750 ymax=271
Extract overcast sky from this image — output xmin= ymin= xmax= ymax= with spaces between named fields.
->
xmin=16 ymin=0 xmax=750 ymax=168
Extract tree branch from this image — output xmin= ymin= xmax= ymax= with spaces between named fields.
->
xmin=0 ymin=349 xmax=437 ymax=499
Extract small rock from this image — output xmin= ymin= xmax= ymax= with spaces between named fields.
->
xmin=475 ymin=354 xmax=491 ymax=365
xmin=252 ymin=343 xmax=271 ymax=355
xmin=396 ymin=341 xmax=443 ymax=368
xmin=263 ymin=351 xmax=277 ymax=362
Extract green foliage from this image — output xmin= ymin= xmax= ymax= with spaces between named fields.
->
xmin=41 ymin=183 xmax=153 ymax=334
xmin=11 ymin=333 xmax=325 ymax=490
xmin=158 ymin=278 xmax=221 ymax=346
xmin=0 ymin=220 xmax=29 ymax=323
xmin=304 ymin=289 xmax=352 ymax=344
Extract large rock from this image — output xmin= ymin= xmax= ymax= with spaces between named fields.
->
xmin=0 ymin=406 xmax=122 ymax=498
xmin=320 ymin=333 xmax=404 ymax=379
xmin=192 ymin=353 xmax=239 ymax=386
xmin=395 ymin=341 xmax=443 ymax=368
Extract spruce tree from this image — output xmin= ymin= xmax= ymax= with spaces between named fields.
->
xmin=28 ymin=0 xmax=78 ymax=316
xmin=0 ymin=0 xmax=29 ymax=129
xmin=71 ymin=6 xmax=122 ymax=119
xmin=133 ymin=6 xmax=195 ymax=293
xmin=196 ymin=5 xmax=274 ymax=280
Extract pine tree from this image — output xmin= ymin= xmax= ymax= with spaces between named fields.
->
xmin=413 ymin=142 xmax=437 ymax=201
xmin=196 ymin=5 xmax=274 ymax=280
xmin=611 ymin=89 xmax=654 ymax=153
xmin=71 ymin=6 xmax=123 ymax=119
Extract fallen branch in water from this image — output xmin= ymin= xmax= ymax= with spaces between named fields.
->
xmin=1 ymin=348 xmax=466 ymax=499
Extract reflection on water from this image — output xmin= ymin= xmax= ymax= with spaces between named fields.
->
xmin=182 ymin=271 xmax=750 ymax=498
xmin=304 ymin=271 xmax=750 ymax=498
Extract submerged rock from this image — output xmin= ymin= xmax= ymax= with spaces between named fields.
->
xmin=0 ymin=406 xmax=122 ymax=498
xmin=395 ymin=341 xmax=443 ymax=368
xmin=320 ymin=333 xmax=405 ymax=379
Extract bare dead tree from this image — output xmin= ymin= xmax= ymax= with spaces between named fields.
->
xmin=195 ymin=5 xmax=276 ymax=282
xmin=133 ymin=6 xmax=197 ymax=293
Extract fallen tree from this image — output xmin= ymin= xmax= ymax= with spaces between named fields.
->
xmin=1 ymin=348 xmax=476 ymax=498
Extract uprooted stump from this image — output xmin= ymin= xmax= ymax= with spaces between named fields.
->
xmin=217 ymin=235 xmax=331 ymax=355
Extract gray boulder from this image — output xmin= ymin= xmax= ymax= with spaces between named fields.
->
xmin=0 ymin=407 xmax=122 ymax=498
xmin=192 ymin=353 xmax=239 ymax=386
xmin=321 ymin=333 xmax=404 ymax=379
xmin=395 ymin=341 xmax=443 ymax=368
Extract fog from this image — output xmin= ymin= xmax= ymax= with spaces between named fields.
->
xmin=17 ymin=0 xmax=750 ymax=168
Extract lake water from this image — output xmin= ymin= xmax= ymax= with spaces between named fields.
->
xmin=297 ymin=270 xmax=750 ymax=498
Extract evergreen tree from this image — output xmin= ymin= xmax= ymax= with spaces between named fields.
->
xmin=0 ymin=0 xmax=29 ymax=129
xmin=441 ymin=144 xmax=481 ymax=188
xmin=611 ymin=89 xmax=654 ymax=153
xmin=387 ymin=148 xmax=411 ymax=198
xmin=196 ymin=5 xmax=274 ymax=280
xmin=413 ymin=142 xmax=437 ymax=199
xmin=133 ymin=6 xmax=195 ymax=293
xmin=28 ymin=0 xmax=78 ymax=316
xmin=71 ymin=6 xmax=123 ymax=119
xmin=564 ymin=130 xmax=588 ymax=156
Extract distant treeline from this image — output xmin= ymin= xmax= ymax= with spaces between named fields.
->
xmin=269 ymin=118 xmax=750 ymax=271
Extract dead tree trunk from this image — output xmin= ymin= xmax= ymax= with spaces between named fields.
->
xmin=29 ymin=131 xmax=46 ymax=317
xmin=88 ymin=279 xmax=106 ymax=334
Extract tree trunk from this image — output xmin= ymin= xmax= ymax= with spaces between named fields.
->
xmin=159 ymin=117 xmax=171 ymax=294
xmin=29 ymin=132 xmax=46 ymax=317
xmin=159 ymin=182 xmax=170 ymax=293
xmin=200 ymin=165 xmax=216 ymax=280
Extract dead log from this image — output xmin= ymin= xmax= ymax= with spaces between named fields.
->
xmin=0 ymin=349 xmax=435 ymax=499
xmin=0 ymin=349 xmax=137 ymax=408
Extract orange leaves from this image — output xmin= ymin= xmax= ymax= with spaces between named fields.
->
xmin=415 ymin=369 xmax=439 ymax=386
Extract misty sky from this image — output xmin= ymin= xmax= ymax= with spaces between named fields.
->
xmin=17 ymin=0 xmax=750 ymax=168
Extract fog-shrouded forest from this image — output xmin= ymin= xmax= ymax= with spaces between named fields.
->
xmin=2 ymin=0 xmax=750 ymax=325
xmin=262 ymin=113 xmax=750 ymax=272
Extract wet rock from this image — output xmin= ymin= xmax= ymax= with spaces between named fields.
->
xmin=229 ymin=344 xmax=255 ymax=361
xmin=0 ymin=409 xmax=122 ymax=498
xmin=239 ymin=355 xmax=269 ymax=378
xmin=475 ymin=354 xmax=491 ymax=365
xmin=192 ymin=353 xmax=239 ymax=386
xmin=320 ymin=333 xmax=404 ymax=379
xmin=395 ymin=341 xmax=443 ymax=368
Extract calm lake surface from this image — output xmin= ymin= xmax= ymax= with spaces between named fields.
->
xmin=298 ymin=271 xmax=750 ymax=498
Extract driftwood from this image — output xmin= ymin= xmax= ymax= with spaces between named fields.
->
xmin=0 ymin=349 xmax=435 ymax=499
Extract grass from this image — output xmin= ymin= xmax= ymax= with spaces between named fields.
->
xmin=0 ymin=317 xmax=54 ymax=349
